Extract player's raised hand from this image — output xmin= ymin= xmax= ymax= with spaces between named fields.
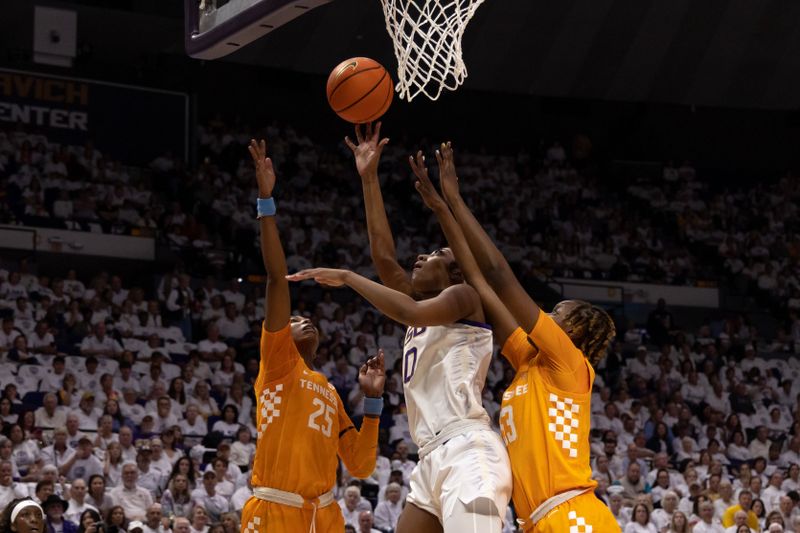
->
xmin=286 ymin=268 xmax=349 ymax=287
xmin=248 ymin=139 xmax=276 ymax=197
xmin=436 ymin=141 xmax=461 ymax=204
xmin=409 ymin=150 xmax=448 ymax=213
xmin=359 ymin=349 xmax=386 ymax=398
xmin=345 ymin=121 xmax=389 ymax=178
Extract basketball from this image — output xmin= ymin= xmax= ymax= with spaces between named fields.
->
xmin=326 ymin=57 xmax=394 ymax=124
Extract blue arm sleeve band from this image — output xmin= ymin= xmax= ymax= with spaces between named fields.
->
xmin=363 ymin=396 xmax=384 ymax=416
xmin=257 ymin=197 xmax=276 ymax=218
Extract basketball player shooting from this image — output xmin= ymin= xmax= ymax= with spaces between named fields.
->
xmin=240 ymin=139 xmax=386 ymax=533
xmin=410 ymin=142 xmax=620 ymax=533
xmin=287 ymin=123 xmax=512 ymax=533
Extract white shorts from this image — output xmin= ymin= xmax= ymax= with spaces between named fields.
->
xmin=406 ymin=428 xmax=512 ymax=524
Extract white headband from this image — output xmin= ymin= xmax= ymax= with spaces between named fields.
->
xmin=10 ymin=500 xmax=43 ymax=524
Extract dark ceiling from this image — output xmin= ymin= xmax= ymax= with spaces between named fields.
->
xmin=220 ymin=0 xmax=800 ymax=110
xmin=4 ymin=0 xmax=800 ymax=110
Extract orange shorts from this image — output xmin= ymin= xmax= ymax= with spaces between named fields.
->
xmin=240 ymin=495 xmax=344 ymax=533
xmin=530 ymin=492 xmax=621 ymax=533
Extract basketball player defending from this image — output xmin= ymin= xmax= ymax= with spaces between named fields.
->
xmin=411 ymin=143 xmax=619 ymax=532
xmin=287 ymin=123 xmax=512 ymax=533
xmin=241 ymin=139 xmax=386 ymax=533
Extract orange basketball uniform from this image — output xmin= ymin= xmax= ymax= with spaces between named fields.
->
xmin=241 ymin=324 xmax=379 ymax=533
xmin=499 ymin=313 xmax=620 ymax=532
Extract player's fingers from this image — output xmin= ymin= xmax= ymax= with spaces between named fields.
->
xmin=366 ymin=121 xmax=373 ymax=139
xmin=415 ymin=151 xmax=427 ymax=174
xmin=408 ymin=155 xmax=419 ymax=174
xmin=260 ymin=139 xmax=267 ymax=155
xmin=355 ymin=124 xmax=363 ymax=144
xmin=379 ymin=138 xmax=390 ymax=149
xmin=344 ymin=136 xmax=357 ymax=152
xmin=435 ymin=149 xmax=443 ymax=166
xmin=359 ymin=363 xmax=368 ymax=375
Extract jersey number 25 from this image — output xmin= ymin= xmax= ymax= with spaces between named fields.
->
xmin=308 ymin=398 xmax=335 ymax=437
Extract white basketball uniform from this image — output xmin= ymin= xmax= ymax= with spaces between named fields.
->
xmin=401 ymin=321 xmax=512 ymax=527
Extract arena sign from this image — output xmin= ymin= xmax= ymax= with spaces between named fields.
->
xmin=0 ymin=68 xmax=187 ymax=164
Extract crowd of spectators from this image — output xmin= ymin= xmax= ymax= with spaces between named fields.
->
xmin=3 ymin=120 xmax=797 ymax=301
xmin=1 ymin=120 xmax=800 ymax=532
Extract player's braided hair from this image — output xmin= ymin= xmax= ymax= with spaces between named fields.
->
xmin=561 ymin=301 xmax=616 ymax=367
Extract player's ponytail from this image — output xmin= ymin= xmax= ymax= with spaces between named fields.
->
xmin=564 ymin=302 xmax=616 ymax=367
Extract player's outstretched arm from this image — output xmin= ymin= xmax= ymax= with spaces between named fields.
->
xmin=410 ymin=147 xmax=518 ymax=347
xmin=438 ymin=142 xmax=540 ymax=332
xmin=249 ymin=139 xmax=291 ymax=332
xmin=346 ymin=122 xmax=414 ymax=296
xmin=337 ymin=350 xmax=386 ymax=477
xmin=287 ymin=268 xmax=480 ymax=327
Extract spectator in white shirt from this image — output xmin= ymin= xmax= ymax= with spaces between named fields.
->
xmin=136 ymin=448 xmax=163 ymax=494
xmin=39 ymin=355 xmax=68 ymax=392
xmin=652 ymin=491 xmax=679 ymax=530
xmin=197 ymin=323 xmax=227 ymax=362
xmin=628 ymin=346 xmax=659 ymax=381
xmin=624 ymin=502 xmax=657 ymax=532
xmin=763 ymin=471 xmax=787 ymax=512
xmin=110 ymin=462 xmax=154 ymax=521
xmin=0 ymin=317 xmax=20 ymax=354
xmin=221 ymin=281 xmax=245 ymax=311
xmin=750 ymin=426 xmax=773 ymax=461
xmin=41 ymin=428 xmax=75 ymax=470
xmin=59 ymin=437 xmax=103 ymax=482
xmin=153 ymin=396 xmax=179 ymax=433
xmin=34 ymin=393 xmax=66 ymax=433
xmin=190 ymin=471 xmax=229 ymax=521
xmin=141 ymin=301 xmax=163 ymax=328
xmin=77 ymin=356 xmax=102 ymax=394
xmin=1 ymin=272 xmax=28 ymax=300
xmin=27 ymin=321 xmax=56 ymax=355
xmin=114 ymin=361 xmax=141 ymax=396
xmin=356 ymin=511 xmax=381 ymax=533
xmin=179 ymin=404 xmax=207 ymax=448
xmin=109 ymin=276 xmax=129 ymax=307
xmin=120 ymin=388 xmax=146 ymax=426
xmin=783 ymin=464 xmax=800 ymax=493
xmin=71 ymin=392 xmax=102 ymax=431
xmin=694 ymin=500 xmax=725 ymax=532
xmin=64 ymin=478 xmax=96 ymax=524
xmin=215 ymin=303 xmax=248 ymax=340
xmin=80 ymin=322 xmax=122 ymax=358
xmin=339 ymin=486 xmax=367 ymax=527
xmin=142 ymin=503 xmax=166 ymax=533
xmin=373 ymin=483 xmax=403 ymax=531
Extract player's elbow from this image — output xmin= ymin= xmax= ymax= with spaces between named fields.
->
xmin=348 ymin=459 xmax=377 ymax=479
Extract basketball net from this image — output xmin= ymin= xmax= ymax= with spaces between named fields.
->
xmin=380 ymin=0 xmax=485 ymax=102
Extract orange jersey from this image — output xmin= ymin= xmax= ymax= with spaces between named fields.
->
xmin=499 ymin=313 xmax=597 ymax=521
xmin=251 ymin=324 xmax=379 ymax=498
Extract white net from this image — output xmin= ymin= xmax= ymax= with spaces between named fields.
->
xmin=380 ymin=0 xmax=485 ymax=102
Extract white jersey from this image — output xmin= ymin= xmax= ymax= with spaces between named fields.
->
xmin=402 ymin=321 xmax=493 ymax=447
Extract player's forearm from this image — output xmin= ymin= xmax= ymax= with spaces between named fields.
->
xmin=342 ymin=272 xmax=419 ymax=325
xmin=360 ymin=178 xmax=407 ymax=285
xmin=259 ymin=218 xmax=288 ymax=279
xmin=259 ymin=217 xmax=291 ymax=330
xmin=339 ymin=416 xmax=380 ymax=478
xmin=430 ymin=205 xmax=517 ymax=344
xmin=447 ymin=193 xmax=510 ymax=279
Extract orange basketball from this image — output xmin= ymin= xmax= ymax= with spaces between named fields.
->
xmin=326 ymin=57 xmax=394 ymax=124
